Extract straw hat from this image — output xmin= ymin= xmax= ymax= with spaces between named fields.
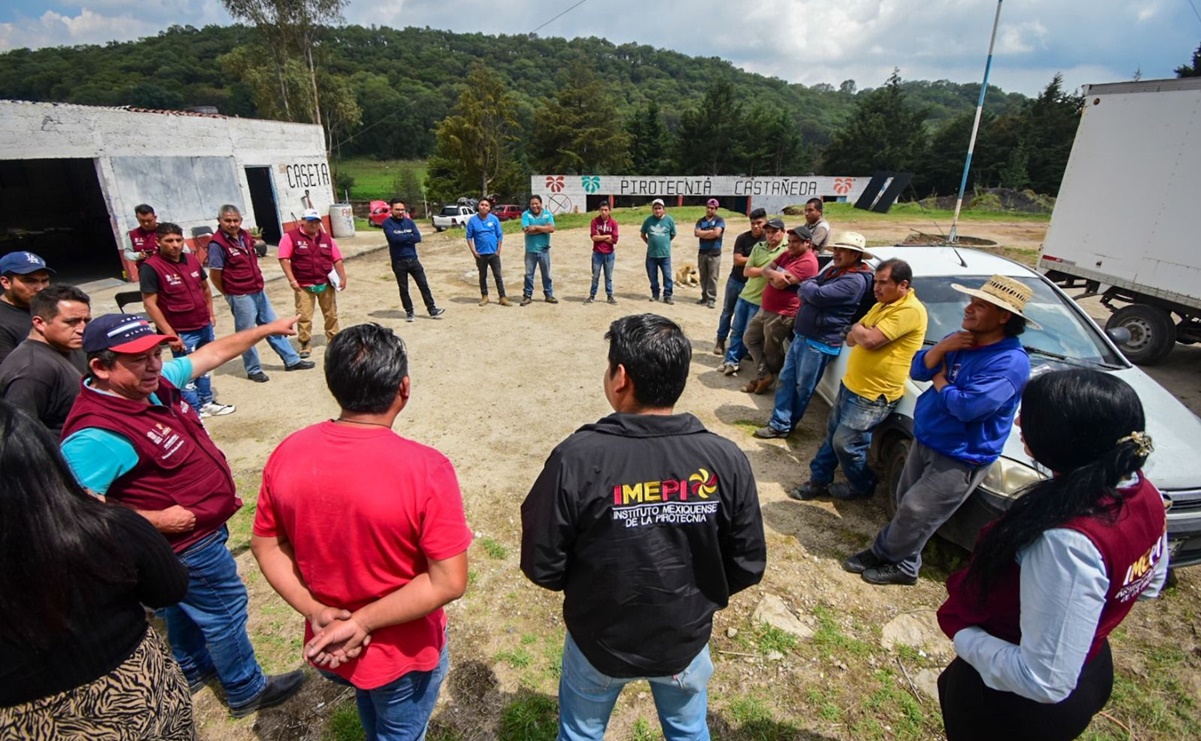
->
xmin=831 ymin=231 xmax=872 ymax=259
xmin=951 ymin=275 xmax=1041 ymax=329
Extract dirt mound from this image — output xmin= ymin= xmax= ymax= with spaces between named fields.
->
xmin=920 ymin=188 xmax=1055 ymax=214
xmin=903 ymin=231 xmax=997 ymax=246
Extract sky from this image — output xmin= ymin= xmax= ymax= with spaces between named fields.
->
xmin=1 ymin=0 xmax=1198 ymax=97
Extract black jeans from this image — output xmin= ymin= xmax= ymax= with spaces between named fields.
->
xmin=475 ymin=253 xmax=506 ymax=297
xmin=391 ymin=257 xmax=436 ymax=314
xmin=938 ymin=640 xmax=1113 ymax=741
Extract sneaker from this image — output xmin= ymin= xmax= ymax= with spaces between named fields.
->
xmin=201 ymin=402 xmax=236 ymax=417
xmin=663 ymin=296 xmax=674 ymax=305
xmin=405 ymin=312 xmax=415 ymax=323
xmin=861 ymin=563 xmax=918 ymax=586
xmin=248 ymin=371 xmax=269 ymax=383
xmin=430 ymin=307 xmax=446 ymax=319
xmin=649 ymin=295 xmax=659 ymax=302
xmin=706 ymin=300 xmax=716 ymax=309
xmin=478 ymin=295 xmax=490 ymax=307
xmin=753 ymin=425 xmax=790 ymax=439
xmin=842 ymin=549 xmax=885 ymax=574
xmin=697 ymin=298 xmax=708 ymax=305
xmin=498 ymin=296 xmax=512 ymax=307
xmin=722 ymin=363 xmax=739 ymax=377
xmin=584 ymin=296 xmax=595 ymax=304
xmin=520 ymin=295 xmax=532 ymax=306
xmin=285 ymin=360 xmax=316 ymax=371
xmin=607 ymin=296 xmax=617 ymax=305
xmin=298 ymin=345 xmax=311 ymax=359
xmin=788 ymin=481 xmax=829 ymax=501
xmin=229 ymin=670 xmax=306 ymax=718
xmin=829 ymin=482 xmax=874 ymax=501
xmin=545 ymin=295 xmax=559 ymax=304
xmin=713 ymin=339 xmax=726 ymax=356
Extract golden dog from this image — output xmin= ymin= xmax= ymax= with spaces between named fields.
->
xmin=674 ymin=263 xmax=700 ymax=287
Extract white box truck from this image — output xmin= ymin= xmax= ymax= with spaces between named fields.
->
xmin=1039 ymin=77 xmax=1201 ymax=365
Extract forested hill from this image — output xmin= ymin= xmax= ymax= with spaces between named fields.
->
xmin=0 ymin=23 xmax=1027 ymax=162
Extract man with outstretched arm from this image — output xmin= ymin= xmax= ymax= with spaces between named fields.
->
xmin=60 ymin=313 xmax=309 ymax=718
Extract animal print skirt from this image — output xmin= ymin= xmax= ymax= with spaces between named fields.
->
xmin=0 ymin=627 xmax=195 ymax=740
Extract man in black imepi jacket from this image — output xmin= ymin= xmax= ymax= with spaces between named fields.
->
xmin=521 ymin=313 xmax=766 ymax=741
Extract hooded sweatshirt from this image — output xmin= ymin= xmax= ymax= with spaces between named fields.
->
xmin=520 ymin=412 xmax=766 ymax=677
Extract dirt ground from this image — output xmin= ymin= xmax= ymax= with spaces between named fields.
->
xmin=184 ymin=214 xmax=1200 ymax=740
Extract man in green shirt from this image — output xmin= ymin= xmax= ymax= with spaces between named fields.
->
xmin=639 ymin=199 xmax=677 ymax=304
xmin=721 ymin=218 xmax=787 ymax=375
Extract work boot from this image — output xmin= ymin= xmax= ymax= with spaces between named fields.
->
xmin=753 ymin=374 xmax=775 ymax=395
xmin=520 ymin=295 xmax=532 ymax=306
xmin=478 ymin=295 xmax=490 ymax=306
xmin=229 ymin=670 xmax=306 ymax=718
xmin=545 ymin=295 xmax=559 ymax=304
xmin=713 ymin=339 xmax=726 ymax=356
xmin=498 ymin=296 xmax=512 ymax=307
xmin=753 ymin=425 xmax=790 ymax=439
xmin=787 ymin=481 xmax=828 ymax=501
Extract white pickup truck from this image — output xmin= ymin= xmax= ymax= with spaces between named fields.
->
xmin=431 ymin=205 xmax=474 ymax=231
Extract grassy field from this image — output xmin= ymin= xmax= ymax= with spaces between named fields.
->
xmin=334 ymin=158 xmax=428 ymax=202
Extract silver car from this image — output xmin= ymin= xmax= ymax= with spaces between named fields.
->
xmin=814 ymin=246 xmax=1201 ymax=567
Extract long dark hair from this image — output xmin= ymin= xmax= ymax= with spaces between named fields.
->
xmin=967 ymin=369 xmax=1149 ymax=593
xmin=0 ymin=401 xmax=134 ymax=645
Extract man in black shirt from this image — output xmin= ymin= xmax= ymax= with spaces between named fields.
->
xmin=713 ymin=208 xmax=766 ymax=356
xmin=521 ymin=314 xmax=766 ymax=740
xmin=0 ymin=251 xmax=53 ymax=367
xmin=0 ymin=285 xmax=90 ymax=436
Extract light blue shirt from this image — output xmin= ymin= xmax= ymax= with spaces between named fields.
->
xmin=953 ymin=524 xmax=1168 ymax=703
xmin=521 ymin=210 xmax=555 ymax=253
xmin=61 ymin=358 xmax=194 ymax=495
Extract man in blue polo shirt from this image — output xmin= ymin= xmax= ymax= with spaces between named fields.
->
xmin=694 ymin=198 xmax=725 ymax=308
xmin=520 ymin=195 xmax=557 ymax=306
xmin=466 ymin=198 xmax=510 ymax=307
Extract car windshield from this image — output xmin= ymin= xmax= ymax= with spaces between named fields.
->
xmin=439 ymin=207 xmax=461 ymax=216
xmin=916 ymin=275 xmax=1123 ymax=367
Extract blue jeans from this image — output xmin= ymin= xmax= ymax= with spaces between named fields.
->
xmin=158 ymin=526 xmax=266 ymax=709
xmin=224 ymin=291 xmax=301 ymax=374
xmin=716 ymin=277 xmax=746 ymax=341
xmin=645 ymin=256 xmax=673 ymax=299
xmin=590 ymin=252 xmax=614 ymax=298
xmin=321 ymin=641 xmax=450 ymax=741
xmin=523 ymin=249 xmax=553 ymax=298
xmin=722 ymin=298 xmax=759 ymax=366
xmin=558 ymin=633 xmax=712 ymax=741
xmin=173 ymin=324 xmax=216 ymax=408
xmin=810 ymin=383 xmax=896 ymax=493
xmin=767 ymin=338 xmax=839 ymax=433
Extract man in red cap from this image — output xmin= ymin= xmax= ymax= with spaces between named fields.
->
xmin=693 ymin=199 xmax=725 ymax=308
xmin=60 ymin=313 xmax=308 ymax=718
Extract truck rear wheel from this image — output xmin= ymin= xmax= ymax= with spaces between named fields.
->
xmin=1106 ymin=304 xmax=1177 ymax=365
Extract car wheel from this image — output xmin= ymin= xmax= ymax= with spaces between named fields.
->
xmin=879 ymin=434 xmax=911 ymax=518
xmin=1106 ymin=304 xmax=1176 ymax=365
xmin=434 ymin=226 xmax=445 ymax=232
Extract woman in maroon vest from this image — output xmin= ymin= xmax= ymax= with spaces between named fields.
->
xmin=936 ymin=369 xmax=1168 ymax=741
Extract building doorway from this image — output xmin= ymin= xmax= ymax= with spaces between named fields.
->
xmin=245 ymin=166 xmax=282 ymax=245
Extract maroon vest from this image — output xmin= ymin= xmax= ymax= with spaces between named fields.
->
xmin=128 ymin=227 xmax=158 ymax=257
xmin=938 ymin=475 xmax=1167 ymax=663
xmin=208 ymin=228 xmax=265 ymax=296
xmin=144 ymin=252 xmax=211 ymax=332
xmin=61 ymin=378 xmax=241 ymax=553
xmin=284 ymin=227 xmax=336 ymax=286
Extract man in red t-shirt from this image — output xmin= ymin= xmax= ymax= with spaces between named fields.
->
xmin=742 ymin=225 xmax=819 ymax=394
xmin=252 ymin=323 xmax=471 ymax=738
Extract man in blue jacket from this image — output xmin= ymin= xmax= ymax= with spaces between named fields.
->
xmin=845 ymin=275 xmax=1034 ymax=586
xmin=382 ymin=199 xmax=445 ymax=323
xmin=520 ymin=313 xmax=765 ymax=741
xmin=755 ymin=232 xmax=874 ymax=439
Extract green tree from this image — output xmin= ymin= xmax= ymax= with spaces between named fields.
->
xmin=671 ymin=79 xmax=745 ymax=174
xmin=426 ymin=63 xmax=522 ymax=200
xmin=821 ymin=70 xmax=929 ymax=181
xmin=1175 ymin=42 xmax=1201 ymax=77
xmin=740 ymin=105 xmax=805 ymax=175
xmin=626 ymin=101 xmax=671 ymax=174
xmin=391 ymin=167 xmax=424 ymax=216
xmin=1022 ymin=74 xmax=1082 ymax=195
xmin=530 ymin=62 xmax=631 ymax=174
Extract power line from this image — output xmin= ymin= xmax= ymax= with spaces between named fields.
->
xmin=1187 ymin=0 xmax=1201 ymax=25
xmin=531 ymin=0 xmax=588 ymax=36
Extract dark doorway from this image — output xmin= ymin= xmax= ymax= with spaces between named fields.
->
xmin=245 ymin=167 xmax=282 ymax=245
xmin=0 ymin=158 xmax=122 ymax=283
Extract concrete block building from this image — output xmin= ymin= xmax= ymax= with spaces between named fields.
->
xmin=0 ymin=100 xmax=333 ymax=283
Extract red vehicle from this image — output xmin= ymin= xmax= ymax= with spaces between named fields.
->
xmin=368 ymin=200 xmax=391 ymax=227
xmin=493 ymin=204 xmax=523 ymax=221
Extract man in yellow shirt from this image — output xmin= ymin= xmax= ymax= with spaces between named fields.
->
xmin=791 ymin=258 xmax=927 ymax=501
